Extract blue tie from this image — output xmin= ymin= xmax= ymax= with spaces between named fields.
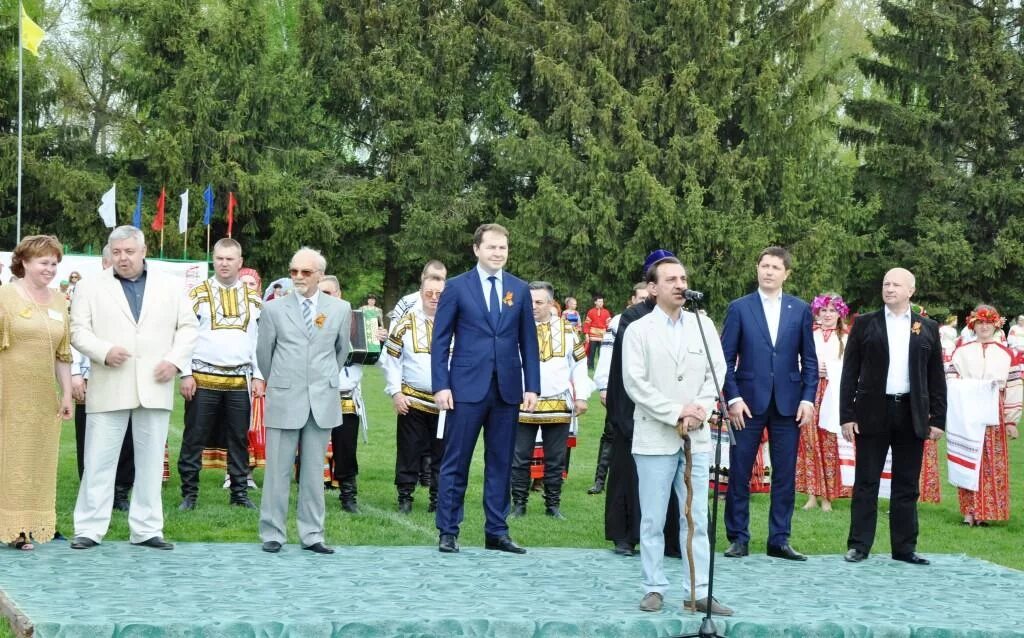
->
xmin=488 ymin=275 xmax=500 ymax=328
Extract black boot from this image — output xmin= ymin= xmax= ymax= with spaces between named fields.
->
xmin=428 ymin=483 xmax=438 ymax=513
xmin=419 ymin=455 xmax=432 ymax=488
xmin=113 ymin=485 xmax=131 ymax=512
xmin=397 ymin=483 xmax=415 ymax=514
xmin=339 ymin=478 xmax=359 ymax=513
xmin=510 ymin=499 xmax=527 ymax=518
xmin=544 ymin=483 xmax=566 ymax=520
xmin=587 ymin=439 xmax=613 ymax=494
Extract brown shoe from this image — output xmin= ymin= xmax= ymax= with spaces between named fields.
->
xmin=639 ymin=592 xmax=663 ymax=612
xmin=684 ymin=596 xmax=734 ymax=616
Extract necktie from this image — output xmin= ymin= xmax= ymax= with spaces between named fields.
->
xmin=488 ymin=276 xmax=500 ymax=327
xmin=302 ymin=298 xmax=313 ymax=336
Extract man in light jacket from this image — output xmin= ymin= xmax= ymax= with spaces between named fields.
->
xmin=622 ymin=256 xmax=731 ymax=615
xmin=70 ymin=226 xmax=198 ymax=550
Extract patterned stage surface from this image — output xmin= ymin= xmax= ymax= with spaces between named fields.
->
xmin=2 ymin=544 xmax=1023 ymax=637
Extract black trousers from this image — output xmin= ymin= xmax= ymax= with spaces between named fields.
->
xmin=847 ymin=399 xmax=924 ymax=555
xmin=511 ymin=423 xmax=570 ymax=502
xmin=604 ymin=431 xmax=681 ymax=556
xmin=395 ymin=408 xmax=443 ymax=487
xmin=76 ymin=403 xmax=134 ymax=489
xmin=179 ymin=387 xmax=251 ymax=499
xmin=330 ymin=413 xmax=360 ymax=484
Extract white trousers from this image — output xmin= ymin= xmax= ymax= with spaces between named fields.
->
xmin=74 ymin=408 xmax=170 ymax=544
xmin=634 ymin=450 xmax=711 ymax=599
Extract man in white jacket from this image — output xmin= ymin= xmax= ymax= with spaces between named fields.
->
xmin=70 ymin=226 xmax=198 ymax=550
xmin=622 ymin=256 xmax=730 ymax=615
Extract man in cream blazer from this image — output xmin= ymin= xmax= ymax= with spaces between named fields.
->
xmin=256 ymin=247 xmax=351 ymax=554
xmin=622 ymin=257 xmax=731 ymax=615
xmin=70 ymin=226 xmax=198 ymax=550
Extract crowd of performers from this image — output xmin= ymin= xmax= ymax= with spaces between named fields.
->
xmin=1 ymin=227 xmax=1020 ymax=616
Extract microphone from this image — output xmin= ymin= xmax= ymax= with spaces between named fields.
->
xmin=683 ymin=289 xmax=705 ymax=302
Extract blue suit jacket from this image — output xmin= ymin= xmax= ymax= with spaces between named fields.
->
xmin=720 ymin=292 xmax=818 ymax=417
xmin=430 ymin=269 xmax=541 ymax=404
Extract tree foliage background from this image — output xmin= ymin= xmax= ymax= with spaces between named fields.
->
xmin=2 ymin=0 xmax=1022 ymax=319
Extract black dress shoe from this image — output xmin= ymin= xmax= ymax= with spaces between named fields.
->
xmin=767 ymin=544 xmax=807 ymax=561
xmin=485 ymin=535 xmax=527 ymax=554
xmin=587 ymin=480 xmax=605 ymax=495
xmin=892 ymin=552 xmax=930 ymax=565
xmin=844 ymin=548 xmax=869 ymax=563
xmin=231 ymin=497 xmax=257 ymax=509
xmin=112 ymin=498 xmax=130 ymax=512
xmin=724 ymin=541 xmax=749 ymax=557
xmin=70 ymin=536 xmax=98 ymax=550
xmin=438 ymin=533 xmax=459 ymax=553
xmin=613 ymin=540 xmax=636 ymax=556
xmin=132 ymin=536 xmax=174 ymax=550
xmin=178 ymin=496 xmax=197 ymax=511
xmin=262 ymin=541 xmax=282 ymax=553
xmin=302 ymin=542 xmax=335 ymax=554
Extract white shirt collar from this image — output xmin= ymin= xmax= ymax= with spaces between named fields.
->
xmin=476 ymin=264 xmax=503 ymax=283
xmin=652 ymin=304 xmax=684 ymax=327
xmin=210 ymin=277 xmax=241 ymax=290
xmin=758 ymin=288 xmax=783 ymax=303
xmin=884 ymin=306 xmax=911 ymax=321
xmin=299 ymin=290 xmax=321 ymax=308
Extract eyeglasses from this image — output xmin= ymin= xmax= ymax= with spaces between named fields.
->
xmin=289 ymin=268 xmax=320 ymax=277
xmin=423 ymin=290 xmax=442 ymax=299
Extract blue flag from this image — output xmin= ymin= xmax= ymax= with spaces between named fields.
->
xmin=203 ymin=184 xmax=214 ymax=226
xmin=133 ymin=186 xmax=143 ymax=228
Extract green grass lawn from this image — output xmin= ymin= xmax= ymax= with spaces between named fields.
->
xmin=3 ymin=365 xmax=1022 ymax=635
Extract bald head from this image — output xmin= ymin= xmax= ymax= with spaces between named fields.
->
xmin=882 ymin=267 xmax=916 ymax=313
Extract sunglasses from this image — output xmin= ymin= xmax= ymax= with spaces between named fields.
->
xmin=289 ymin=268 xmax=320 ymax=277
xmin=423 ymin=290 xmax=443 ymax=299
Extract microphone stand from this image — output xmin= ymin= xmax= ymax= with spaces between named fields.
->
xmin=672 ymin=294 xmax=734 ymax=638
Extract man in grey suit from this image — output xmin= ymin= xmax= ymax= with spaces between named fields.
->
xmin=256 ymin=247 xmax=351 ymax=554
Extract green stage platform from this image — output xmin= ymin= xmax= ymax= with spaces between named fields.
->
xmin=2 ymin=544 xmax=1022 ymax=637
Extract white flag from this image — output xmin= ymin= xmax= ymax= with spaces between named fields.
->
xmin=98 ymin=184 xmax=116 ymax=228
xmin=179 ymin=189 xmax=189 ymax=234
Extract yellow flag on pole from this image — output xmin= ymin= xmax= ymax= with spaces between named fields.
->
xmin=21 ymin=7 xmax=45 ymax=57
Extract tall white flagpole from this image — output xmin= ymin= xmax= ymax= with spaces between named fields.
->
xmin=16 ymin=0 xmax=24 ymax=243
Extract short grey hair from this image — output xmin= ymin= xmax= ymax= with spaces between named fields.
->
xmin=320 ymin=275 xmax=341 ymax=293
xmin=101 ymin=245 xmax=112 ymax=261
xmin=107 ymin=225 xmax=146 ymax=249
xmin=291 ymin=246 xmax=327 ymax=273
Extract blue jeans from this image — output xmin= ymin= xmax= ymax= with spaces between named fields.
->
xmin=634 ymin=450 xmax=711 ymax=599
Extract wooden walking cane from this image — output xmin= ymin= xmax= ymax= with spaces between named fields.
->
xmin=678 ymin=419 xmax=697 ymax=613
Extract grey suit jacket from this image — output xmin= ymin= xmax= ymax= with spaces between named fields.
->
xmin=256 ymin=292 xmax=351 ymax=429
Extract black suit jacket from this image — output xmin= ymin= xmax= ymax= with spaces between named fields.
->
xmin=605 ymin=298 xmax=656 ymax=440
xmin=839 ymin=309 xmax=946 ymax=439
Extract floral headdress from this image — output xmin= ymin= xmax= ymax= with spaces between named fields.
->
xmin=811 ymin=294 xmax=849 ymax=318
xmin=967 ymin=306 xmax=1004 ymax=329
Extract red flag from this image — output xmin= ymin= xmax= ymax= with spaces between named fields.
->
xmin=152 ymin=187 xmax=166 ymax=231
xmin=227 ymin=191 xmax=237 ymax=237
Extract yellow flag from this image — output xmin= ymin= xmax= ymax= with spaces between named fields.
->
xmin=21 ymin=7 xmax=45 ymax=57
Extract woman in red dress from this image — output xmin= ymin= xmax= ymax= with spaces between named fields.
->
xmin=796 ymin=293 xmax=851 ymax=511
xmin=946 ymin=305 xmax=1021 ymax=526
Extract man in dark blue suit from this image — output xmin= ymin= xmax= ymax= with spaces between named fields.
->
xmin=720 ymin=246 xmax=817 ymax=561
xmin=431 ymin=223 xmax=541 ymax=554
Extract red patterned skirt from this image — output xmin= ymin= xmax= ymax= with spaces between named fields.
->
xmin=795 ymin=379 xmax=849 ymax=499
xmin=958 ymin=422 xmax=1010 ymax=521
xmin=919 ymin=438 xmax=941 ymax=503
